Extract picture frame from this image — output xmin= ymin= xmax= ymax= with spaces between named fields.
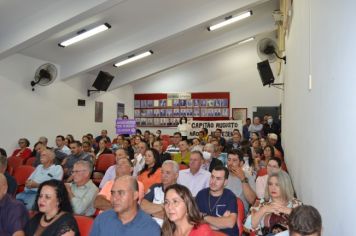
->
xmin=232 ymin=108 xmax=247 ymax=121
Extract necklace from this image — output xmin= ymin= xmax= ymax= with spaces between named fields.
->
xmin=208 ymin=191 xmax=223 ymax=214
xmin=43 ymin=210 xmax=61 ymax=223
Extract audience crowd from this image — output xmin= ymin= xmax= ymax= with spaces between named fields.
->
xmin=0 ymin=116 xmax=323 ymax=236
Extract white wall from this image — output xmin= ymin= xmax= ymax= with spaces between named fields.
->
xmin=0 ymin=54 xmax=133 ymax=153
xmin=283 ymin=0 xmax=356 ymax=235
xmin=132 ymin=36 xmax=281 ymax=135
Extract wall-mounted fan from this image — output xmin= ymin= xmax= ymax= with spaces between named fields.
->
xmin=257 ymin=38 xmax=286 ymax=63
xmin=31 ymin=63 xmax=58 ymax=91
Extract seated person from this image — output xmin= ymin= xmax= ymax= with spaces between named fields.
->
xmin=61 ymin=141 xmax=92 ymax=181
xmin=141 ymin=160 xmax=179 ymax=226
xmin=11 ymin=138 xmax=32 ymax=160
xmin=288 ymin=205 xmax=322 ymax=236
xmin=94 ymin=139 xmax=113 ymax=160
xmin=173 ymin=140 xmax=191 ymax=166
xmin=65 ymin=161 xmax=98 ymax=216
xmin=177 ymin=151 xmax=210 ymax=197
xmin=90 ymin=176 xmax=160 ymax=236
xmin=255 ymin=157 xmax=282 ymax=199
xmin=152 ymin=140 xmax=171 ymax=164
xmin=99 ymin=148 xmax=128 ymax=189
xmin=16 ymin=149 xmax=63 ymax=210
xmin=196 ymin=166 xmax=238 ymax=236
xmin=95 ymin=129 xmax=111 ymax=143
xmin=226 ymin=150 xmax=256 ymax=214
xmin=244 ymin=171 xmax=302 ymax=235
xmin=94 ymin=158 xmax=144 ymax=212
xmin=165 ymin=132 xmax=182 ymax=154
xmin=202 ymin=143 xmax=223 ymax=172
xmin=132 ymin=141 xmax=147 ymax=177
xmin=24 ymin=179 xmax=79 ymax=235
xmin=0 ymin=154 xmax=17 ymax=196
xmin=137 ymin=148 xmax=162 ymax=193
xmin=162 ymin=184 xmax=214 ymax=235
xmin=0 ymin=173 xmax=29 ymax=236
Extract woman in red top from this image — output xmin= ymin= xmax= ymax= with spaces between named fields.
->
xmin=137 ymin=148 xmax=162 ymax=192
xmin=162 ymin=184 xmax=214 ymax=236
xmin=12 ymin=138 xmax=32 ymax=160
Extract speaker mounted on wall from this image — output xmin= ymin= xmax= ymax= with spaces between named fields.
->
xmin=257 ymin=60 xmax=275 ymax=86
xmin=88 ymin=71 xmax=114 ymax=97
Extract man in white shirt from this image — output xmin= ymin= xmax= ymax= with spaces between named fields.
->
xmin=177 ymin=150 xmax=210 ymax=197
xmin=133 ymin=142 xmax=147 ymax=176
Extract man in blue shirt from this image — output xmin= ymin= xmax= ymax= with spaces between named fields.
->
xmin=90 ymin=175 xmax=160 ymax=236
xmin=195 ymin=166 xmax=238 ymax=236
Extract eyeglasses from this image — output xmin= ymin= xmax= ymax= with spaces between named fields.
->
xmin=71 ymin=169 xmax=87 ymax=174
xmin=164 ymin=199 xmax=184 ymax=208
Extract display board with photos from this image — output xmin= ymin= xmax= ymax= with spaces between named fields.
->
xmin=134 ymin=92 xmax=230 ymax=127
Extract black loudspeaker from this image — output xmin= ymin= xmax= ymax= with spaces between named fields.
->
xmin=92 ymin=71 xmax=114 ymax=91
xmin=78 ymin=99 xmax=86 ymax=106
xmin=257 ymin=60 xmax=275 ymax=86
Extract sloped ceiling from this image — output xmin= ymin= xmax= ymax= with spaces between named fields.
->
xmin=0 ymin=0 xmax=279 ymax=90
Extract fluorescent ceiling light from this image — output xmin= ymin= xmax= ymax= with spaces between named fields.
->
xmin=114 ymin=51 xmax=153 ymax=67
xmin=238 ymin=37 xmax=255 ymax=45
xmin=208 ymin=11 xmax=252 ymax=31
xmin=59 ymin=23 xmax=111 ymax=47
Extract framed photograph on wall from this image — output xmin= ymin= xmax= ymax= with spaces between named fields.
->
xmin=232 ymin=108 xmax=247 ymax=121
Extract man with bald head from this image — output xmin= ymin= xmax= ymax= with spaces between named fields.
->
xmin=0 ymin=173 xmax=29 ymax=236
xmin=90 ymin=176 xmax=160 ymax=236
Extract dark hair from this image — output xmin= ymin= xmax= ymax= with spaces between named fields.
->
xmin=246 ymin=118 xmax=251 ymax=121
xmin=0 ymin=148 xmax=7 ymax=157
xmin=136 ymin=129 xmax=142 ymax=135
xmin=173 ymin=132 xmax=182 ymax=137
xmin=162 ymin=184 xmax=203 ymax=236
xmin=289 ymin=205 xmax=322 ymax=236
xmin=66 ymin=134 xmax=74 ymax=143
xmin=264 ymin=145 xmax=275 ymax=158
xmin=33 ymin=179 xmax=73 ymax=213
xmin=268 ymin=157 xmax=282 ymax=167
xmin=241 ymin=147 xmax=253 ymax=167
xmin=19 ymin=138 xmax=30 ymax=147
xmin=140 ymin=148 xmax=162 ymax=177
xmin=56 ymin=135 xmax=65 ymax=141
xmin=86 ymin=133 xmax=94 ymax=139
xmin=254 ymin=147 xmax=263 ymax=155
xmin=228 ymin=149 xmax=244 ymax=162
xmin=179 ymin=117 xmax=187 ymax=124
xmin=215 ymin=128 xmax=222 ymax=132
xmin=212 ymin=166 xmax=229 ymax=179
xmin=251 ymin=132 xmax=259 ymax=138
xmin=240 ymin=140 xmax=250 ymax=149
xmin=70 ymin=140 xmax=82 ymax=147
xmin=156 ymin=130 xmax=162 ymax=134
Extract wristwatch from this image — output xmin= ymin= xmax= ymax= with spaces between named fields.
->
xmin=241 ymin=177 xmax=249 ymax=183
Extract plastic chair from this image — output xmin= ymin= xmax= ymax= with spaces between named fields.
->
xmin=95 ymin=154 xmax=116 ymax=173
xmin=237 ymin=198 xmax=245 ymax=236
xmin=257 ymin=168 xmax=267 ymax=177
xmin=13 ymin=165 xmax=35 ymax=193
xmin=25 ymin=156 xmax=36 ymax=166
xmin=7 ymin=156 xmax=24 ymax=174
xmin=161 ymin=140 xmax=169 ymax=152
xmin=74 ymin=215 xmax=94 ymax=236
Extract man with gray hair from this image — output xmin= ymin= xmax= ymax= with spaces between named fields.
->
xmin=141 ymin=160 xmax=179 ymax=225
xmin=16 ymin=149 xmax=63 ymax=210
xmin=0 ymin=154 xmax=17 ymax=196
xmin=90 ymin=175 xmax=160 ymax=235
xmin=65 ymin=160 xmax=98 ymax=216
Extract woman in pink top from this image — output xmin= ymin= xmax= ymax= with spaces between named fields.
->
xmin=162 ymin=184 xmax=214 ymax=236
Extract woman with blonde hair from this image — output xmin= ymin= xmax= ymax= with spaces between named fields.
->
xmin=162 ymin=184 xmax=213 ymax=236
xmin=244 ymin=171 xmax=302 ymax=235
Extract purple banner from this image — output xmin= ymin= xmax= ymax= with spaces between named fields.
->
xmin=116 ymin=119 xmax=136 ymax=135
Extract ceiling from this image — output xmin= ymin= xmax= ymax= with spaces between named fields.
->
xmin=0 ymin=0 xmax=279 ymax=90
